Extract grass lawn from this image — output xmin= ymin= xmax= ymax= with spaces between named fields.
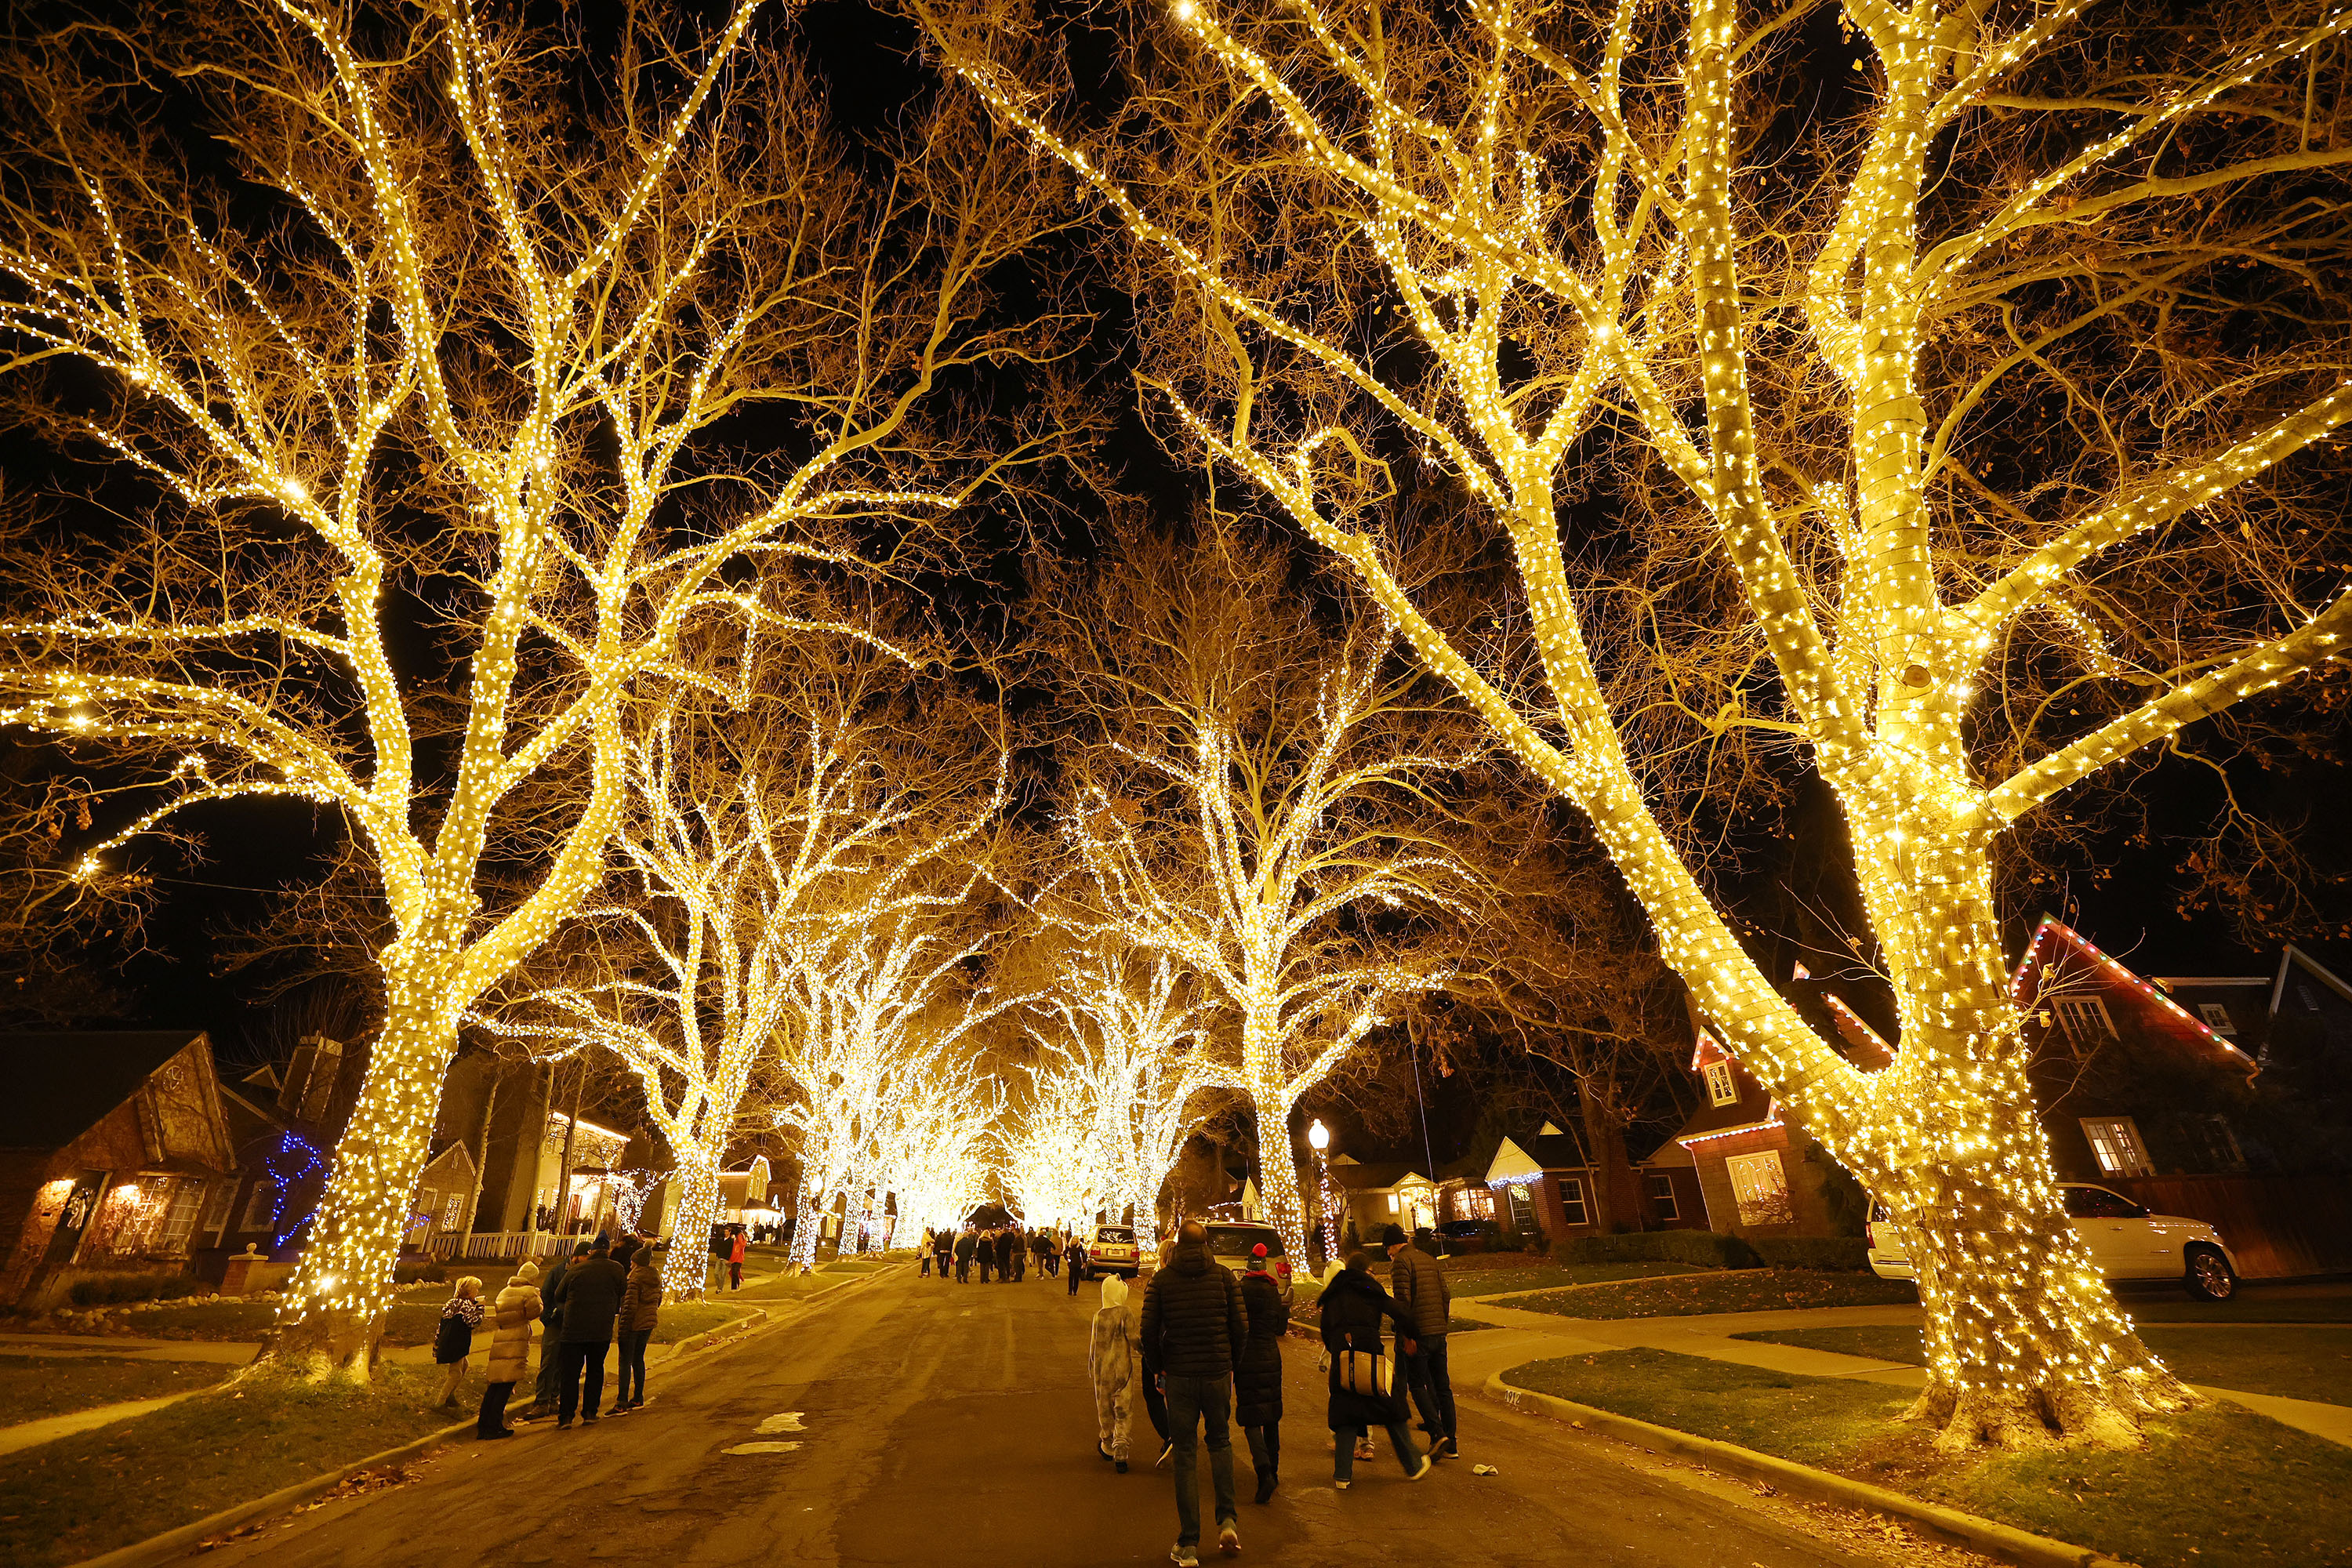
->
xmin=0 ymin=1363 xmax=475 ymax=1568
xmin=1507 ymin=1269 xmax=1918 ymax=1319
xmin=0 ymin=1356 xmax=231 ymax=1424
xmin=1443 ymin=1261 xmax=1705 ymax=1298
xmin=2124 ymin=1287 xmax=2352 ymax=1326
xmin=1504 ymin=1347 xmax=2352 ymax=1568
xmin=1735 ymin=1323 xmax=2352 ymax=1410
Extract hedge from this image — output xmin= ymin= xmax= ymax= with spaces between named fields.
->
xmin=1750 ymin=1236 xmax=1871 ymax=1272
xmin=1548 ymin=1230 xmax=1760 ymax=1270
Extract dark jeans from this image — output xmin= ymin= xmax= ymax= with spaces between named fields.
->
xmin=1403 ymin=1334 xmax=1457 ymax=1446
xmin=1334 ymin=1419 xmax=1421 ymax=1481
xmin=557 ymin=1339 xmax=611 ymax=1423
xmin=1142 ymin=1372 xmax=1168 ymax=1441
xmin=477 ymin=1380 xmax=514 ymax=1438
xmin=1066 ymin=1261 xmax=1082 ymax=1295
xmin=728 ymin=1261 xmax=742 ymax=1288
xmin=956 ymin=1255 xmax=971 ymax=1281
xmin=1243 ymin=1421 xmax=1279 ymax=1480
xmin=616 ymin=1329 xmax=651 ymax=1405
xmin=528 ymin=1318 xmax=564 ymax=1409
xmin=1163 ymin=1373 xmax=1237 ymax=1547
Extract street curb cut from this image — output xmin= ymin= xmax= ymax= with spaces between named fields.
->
xmin=65 ymin=1262 xmax=910 ymax=1568
xmin=1483 ymin=1373 xmax=2135 ymax=1568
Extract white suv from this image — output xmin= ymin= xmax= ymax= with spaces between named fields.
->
xmin=1867 ymin=1183 xmax=2241 ymax=1300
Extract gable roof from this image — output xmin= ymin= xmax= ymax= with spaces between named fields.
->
xmin=0 ymin=1030 xmax=214 ymax=1152
xmin=1327 ymin=1161 xmax=1430 ymax=1192
xmin=2273 ymin=943 xmax=2352 ymax=1014
xmin=2011 ymin=916 xmax=2256 ymax=1070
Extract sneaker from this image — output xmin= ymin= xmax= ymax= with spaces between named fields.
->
xmin=1430 ymin=1436 xmax=1455 ymax=1461
xmin=1156 ymin=1439 xmax=1174 ymax=1468
xmin=1406 ymin=1454 xmax=1433 ymax=1482
xmin=582 ymin=1415 xmax=600 ymax=1425
xmin=1116 ymin=1460 xmax=1128 ymax=1473
xmin=1253 ymin=1471 xmax=1276 ymax=1504
xmin=1099 ymin=1443 xmax=1115 ymax=1462
xmin=1333 ymin=1479 xmax=1350 ymax=1491
xmin=1218 ymin=1523 xmax=1240 ymax=1557
xmin=1170 ymin=1545 xmax=1200 ymax=1567
xmin=556 ymin=1421 xmax=574 ymax=1431
xmin=479 ymin=1428 xmax=516 ymax=1441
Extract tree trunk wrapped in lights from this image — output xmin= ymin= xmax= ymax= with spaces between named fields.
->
xmin=0 ymin=0 xmax=1077 ymax=1374
xmin=1035 ymin=530 xmax=1486 ymax=1261
xmin=925 ymin=0 xmax=2352 ymax=1445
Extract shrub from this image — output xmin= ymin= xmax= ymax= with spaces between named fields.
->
xmin=1751 ymin=1236 xmax=1871 ymax=1272
xmin=67 ymin=1273 xmax=204 ymax=1308
xmin=393 ymin=1260 xmax=448 ymax=1285
xmin=1549 ymin=1230 xmax=1760 ymax=1270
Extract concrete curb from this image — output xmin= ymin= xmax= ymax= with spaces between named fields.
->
xmin=1483 ymin=1373 xmax=2134 ymax=1568
xmin=67 ymin=1263 xmax=909 ymax=1568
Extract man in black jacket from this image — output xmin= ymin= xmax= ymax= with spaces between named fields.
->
xmin=1139 ymin=1219 xmax=1247 ymax=1565
xmin=550 ymin=1236 xmax=629 ymax=1428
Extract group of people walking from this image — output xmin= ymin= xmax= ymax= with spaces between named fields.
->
xmin=924 ymin=1224 xmax=1063 ymax=1283
xmin=429 ymin=1231 xmax=670 ymax=1439
xmin=1084 ymin=1220 xmax=1459 ymax=1566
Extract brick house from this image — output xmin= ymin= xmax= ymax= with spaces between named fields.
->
xmin=0 ymin=1031 xmax=238 ymax=1310
xmin=1673 ymin=976 xmax=1892 ymax=1240
xmin=1457 ymin=1124 xmax=1704 ymax=1242
xmin=207 ymin=1034 xmax=366 ymax=1270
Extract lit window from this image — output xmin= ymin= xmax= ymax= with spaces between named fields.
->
xmin=1558 ymin=1178 xmax=1588 ymax=1226
xmin=1646 ymin=1173 xmax=1679 ymax=1221
xmin=157 ymin=1179 xmax=205 ymax=1255
xmin=1703 ymin=1060 xmax=1737 ymax=1106
xmin=2197 ymin=1003 xmax=2236 ymax=1036
xmin=1386 ymin=1194 xmax=1399 ymax=1214
xmin=1725 ymin=1151 xmax=1792 ymax=1227
xmin=2079 ymin=1117 xmax=2154 ymax=1178
xmin=2053 ymin=996 xmax=2118 ymax=1046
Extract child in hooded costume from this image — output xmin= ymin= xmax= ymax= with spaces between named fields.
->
xmin=1089 ymin=1273 xmax=1134 ymax=1470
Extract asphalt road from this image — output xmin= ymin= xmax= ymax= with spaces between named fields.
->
xmin=187 ymin=1265 xmax=1987 ymax=1568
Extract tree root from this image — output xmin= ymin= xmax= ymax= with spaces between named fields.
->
xmin=1904 ymin=1365 xmax=2199 ymax=1452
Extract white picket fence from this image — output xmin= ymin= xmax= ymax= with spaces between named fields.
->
xmin=430 ymin=1230 xmax=572 ymax=1262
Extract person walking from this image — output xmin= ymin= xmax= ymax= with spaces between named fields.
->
xmin=615 ymin=1240 xmax=664 ymax=1412
xmin=726 ymin=1225 xmax=748 ymax=1290
xmin=550 ymin=1236 xmax=629 ymax=1428
xmin=1385 ymin=1222 xmax=1457 ymax=1459
xmin=1090 ymin=1273 xmax=1135 ymax=1471
xmin=432 ymin=1276 xmax=485 ymax=1409
xmin=1139 ymin=1218 xmax=1246 ymax=1565
xmin=995 ymin=1227 xmax=1016 ymax=1283
xmin=955 ymin=1228 xmax=977 ymax=1283
xmin=919 ymin=1228 xmax=934 ymax=1277
xmin=515 ymin=1243 xmax=580 ymax=1419
xmin=1320 ymin=1251 xmax=1430 ymax=1489
xmin=935 ymin=1229 xmax=955 ymax=1280
xmin=1236 ymin=1245 xmax=1286 ymax=1502
xmin=477 ymin=1260 xmax=542 ymax=1439
xmin=1014 ymin=1226 xmax=1029 ymax=1281
xmin=1065 ymin=1232 xmax=1086 ymax=1294
xmin=975 ymin=1229 xmax=995 ymax=1283
xmin=1043 ymin=1229 xmax=1062 ymax=1278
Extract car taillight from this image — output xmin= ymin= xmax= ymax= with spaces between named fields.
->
xmin=1866 ymin=1221 xmax=1879 ymax=1250
xmin=1276 ymin=1258 xmax=1290 ymax=1276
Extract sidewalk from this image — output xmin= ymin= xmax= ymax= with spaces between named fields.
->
xmin=1451 ymin=1298 xmax=2352 ymax=1448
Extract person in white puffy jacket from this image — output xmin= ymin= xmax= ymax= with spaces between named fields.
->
xmin=1089 ymin=1273 xmax=1135 ymax=1471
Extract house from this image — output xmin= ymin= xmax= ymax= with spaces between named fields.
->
xmin=1458 ymin=1123 xmax=1704 ymax=1242
xmin=1672 ymin=924 xmax=2352 ymax=1274
xmin=406 ymin=1142 xmax=481 ymax=1253
xmin=0 ymin=1031 xmax=239 ymax=1311
xmin=207 ymin=1035 xmax=368 ymax=1272
xmin=1323 ymin=1156 xmax=1439 ymax=1244
xmin=1673 ymin=973 xmax=1893 ymax=1240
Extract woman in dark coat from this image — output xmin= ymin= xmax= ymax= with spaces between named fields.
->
xmin=1318 ymin=1252 xmax=1429 ymax=1488
xmin=1236 ymin=1247 xmax=1287 ymax=1501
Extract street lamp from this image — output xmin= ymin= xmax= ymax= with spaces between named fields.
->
xmin=1306 ymin=1120 xmax=1331 ymax=1268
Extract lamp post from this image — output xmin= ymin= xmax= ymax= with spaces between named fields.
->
xmin=1306 ymin=1119 xmax=1331 ymax=1269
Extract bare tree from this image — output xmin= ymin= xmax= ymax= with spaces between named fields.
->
xmin=1038 ymin=526 xmax=1486 ymax=1258
xmin=925 ymin=0 xmax=2352 ymax=1445
xmin=0 ymin=0 xmax=1075 ymax=1369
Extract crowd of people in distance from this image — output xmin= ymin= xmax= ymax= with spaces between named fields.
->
xmin=920 ymin=1223 xmax=1068 ymax=1283
xmin=1080 ymin=1219 xmax=1459 ymax=1567
xmin=429 ymin=1229 xmax=672 ymax=1440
